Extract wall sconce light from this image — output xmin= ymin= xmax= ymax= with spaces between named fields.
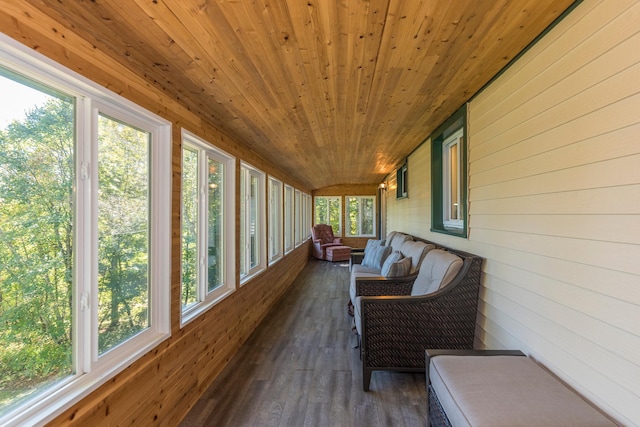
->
xmin=378 ymin=182 xmax=387 ymax=190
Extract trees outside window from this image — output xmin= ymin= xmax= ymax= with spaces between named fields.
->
xmin=0 ymin=42 xmax=170 ymax=426
xmin=314 ymin=196 xmax=342 ymax=236
xmin=284 ymin=184 xmax=294 ymax=254
xmin=240 ymin=162 xmax=265 ymax=282
xmin=268 ymin=177 xmax=283 ymax=264
xmin=346 ymin=196 xmax=376 ymax=237
xmin=181 ymin=130 xmax=236 ymax=325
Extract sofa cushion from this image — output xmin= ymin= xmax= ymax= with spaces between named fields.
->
xmin=388 ymin=232 xmax=413 ymax=252
xmin=362 ymin=245 xmax=391 ymax=270
xmin=361 ymin=239 xmax=385 ymax=267
xmin=411 ymin=249 xmax=463 ymax=296
xmin=399 ymin=240 xmax=435 ymax=274
xmin=351 ymin=263 xmax=382 ymax=276
xmin=349 ymin=271 xmax=383 ymax=305
xmin=381 ymin=255 xmax=411 ymax=278
xmin=380 ymin=251 xmax=402 ymax=276
xmin=429 ymin=355 xmax=617 ymax=427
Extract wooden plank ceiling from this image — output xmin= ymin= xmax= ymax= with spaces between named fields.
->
xmin=20 ymin=0 xmax=574 ymax=190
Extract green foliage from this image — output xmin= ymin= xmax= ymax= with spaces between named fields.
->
xmin=0 ymin=96 xmax=74 ymax=410
xmin=96 ymin=114 xmax=150 ymax=354
xmin=181 ymin=148 xmax=198 ymax=307
xmin=0 ymin=92 xmax=153 ymax=411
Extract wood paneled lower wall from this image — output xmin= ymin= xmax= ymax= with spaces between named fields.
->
xmin=52 ymin=245 xmax=310 ymax=426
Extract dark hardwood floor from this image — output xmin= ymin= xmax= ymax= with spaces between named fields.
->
xmin=179 ymin=259 xmax=427 ymax=427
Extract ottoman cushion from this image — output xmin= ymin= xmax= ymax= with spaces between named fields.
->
xmin=326 ymin=245 xmax=351 ymax=262
xmin=429 ymin=355 xmax=616 ymax=427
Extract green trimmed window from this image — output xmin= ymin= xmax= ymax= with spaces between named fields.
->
xmin=431 ymin=104 xmax=468 ymax=237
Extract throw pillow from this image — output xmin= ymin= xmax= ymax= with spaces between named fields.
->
xmin=380 ymin=251 xmax=403 ymax=276
xmin=361 ymin=239 xmax=385 ymax=267
xmin=382 ymin=256 xmax=412 ymax=278
xmin=370 ymin=245 xmax=392 ymax=269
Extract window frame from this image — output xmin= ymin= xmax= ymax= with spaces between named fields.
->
xmin=239 ymin=162 xmax=266 ymax=283
xmin=313 ymin=196 xmax=343 ymax=237
xmin=180 ymin=129 xmax=236 ymax=327
xmin=442 ymin=128 xmax=464 ymax=231
xmin=345 ymin=195 xmax=377 ymax=237
xmin=283 ymin=184 xmax=295 ymax=254
xmin=431 ymin=104 xmax=468 ymax=237
xmin=0 ymin=34 xmax=171 ymax=427
xmin=294 ymin=188 xmax=302 ymax=247
xmin=396 ymin=162 xmax=408 ymax=199
xmin=268 ymin=176 xmax=283 ymax=265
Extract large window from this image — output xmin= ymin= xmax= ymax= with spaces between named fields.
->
xmin=181 ymin=130 xmax=236 ymax=325
xmin=431 ymin=104 xmax=467 ymax=237
xmin=0 ymin=38 xmax=170 ymax=426
xmin=268 ymin=176 xmax=283 ymax=264
xmin=294 ymin=189 xmax=302 ymax=246
xmin=240 ymin=162 xmax=266 ymax=282
xmin=314 ymin=196 xmax=342 ymax=236
xmin=284 ymin=184 xmax=294 ymax=254
xmin=346 ymin=196 xmax=376 ymax=237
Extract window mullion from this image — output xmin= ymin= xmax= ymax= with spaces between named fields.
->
xmin=198 ymin=151 xmax=208 ymax=300
xmin=76 ymin=97 xmax=94 ymax=374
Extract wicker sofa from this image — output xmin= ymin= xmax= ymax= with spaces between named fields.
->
xmin=352 ymin=234 xmax=483 ymax=391
xmin=349 ymin=232 xmax=435 ymax=308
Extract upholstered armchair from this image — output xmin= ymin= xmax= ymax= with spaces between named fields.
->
xmin=311 ymin=224 xmax=342 ymax=260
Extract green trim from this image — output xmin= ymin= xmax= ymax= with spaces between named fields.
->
xmin=396 ymin=162 xmax=408 ymax=199
xmin=431 ymin=104 xmax=468 ymax=238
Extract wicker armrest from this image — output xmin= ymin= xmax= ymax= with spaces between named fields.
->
xmin=350 ymin=251 xmax=365 ymax=265
xmin=355 ymin=274 xmax=416 ymax=296
xmin=360 ymin=279 xmax=480 ymax=369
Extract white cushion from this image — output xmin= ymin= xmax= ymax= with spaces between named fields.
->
xmin=411 ymin=249 xmax=463 ymax=296
xmin=388 ymin=232 xmax=412 ymax=252
xmin=399 ymin=240 xmax=434 ymax=274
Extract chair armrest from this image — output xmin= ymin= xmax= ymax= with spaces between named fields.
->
xmin=350 ymin=251 xmax=365 ymax=265
xmin=355 ymin=274 xmax=416 ymax=296
xmin=359 ymin=275 xmax=481 ymax=368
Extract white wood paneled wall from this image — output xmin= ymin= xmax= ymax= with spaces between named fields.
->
xmin=386 ymin=1 xmax=640 ymax=424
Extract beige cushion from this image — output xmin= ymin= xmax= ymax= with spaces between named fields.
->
xmin=349 ymin=271 xmax=383 ymax=304
xmin=388 ymin=232 xmax=412 ymax=252
xmin=430 ymin=355 xmax=617 ymax=427
xmin=382 ymin=256 xmax=411 ymax=278
xmin=411 ymin=249 xmax=463 ymax=296
xmin=399 ymin=240 xmax=434 ymax=274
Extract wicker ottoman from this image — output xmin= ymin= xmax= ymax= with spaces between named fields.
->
xmin=325 ymin=245 xmax=351 ymax=262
